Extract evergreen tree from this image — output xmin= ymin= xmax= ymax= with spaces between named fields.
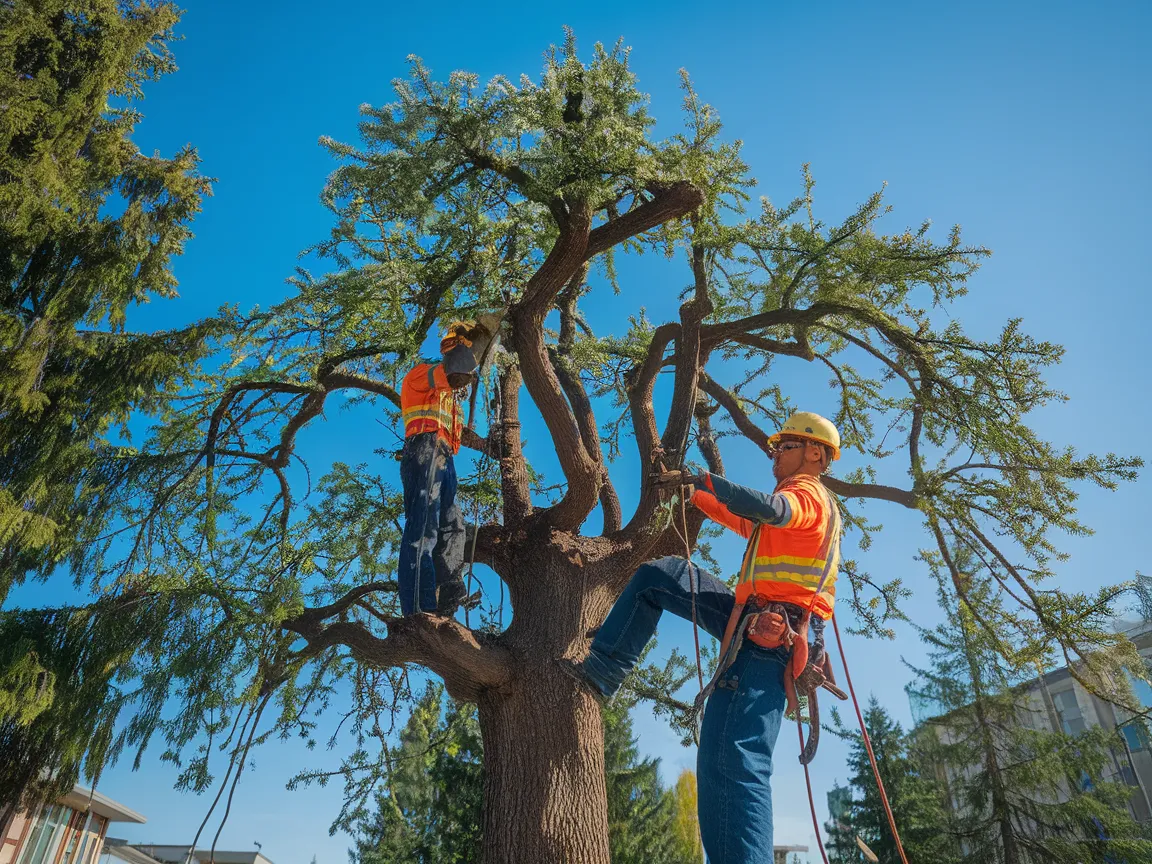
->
xmin=352 ymin=686 xmax=693 ymax=864
xmin=602 ymin=698 xmax=686 ymax=864
xmin=908 ymin=574 xmax=1152 ymax=863
xmin=827 ymin=699 xmax=959 ymax=864
xmin=0 ymin=0 xmax=208 ymax=830
xmin=0 ymin=0 xmax=212 ymax=593
xmin=351 ymin=683 xmax=483 ymax=864
xmin=61 ymin=31 xmax=1143 ymax=863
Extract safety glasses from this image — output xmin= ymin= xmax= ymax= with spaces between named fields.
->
xmin=770 ymin=440 xmax=808 ymax=458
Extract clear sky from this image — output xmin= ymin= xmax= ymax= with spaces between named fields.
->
xmin=10 ymin=0 xmax=1152 ymax=862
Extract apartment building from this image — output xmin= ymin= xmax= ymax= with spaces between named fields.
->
xmin=910 ymin=617 xmax=1152 ymax=826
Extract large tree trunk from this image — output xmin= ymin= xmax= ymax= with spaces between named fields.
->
xmin=474 ymin=543 xmax=616 ymax=864
xmin=477 ymin=668 xmax=609 ymax=864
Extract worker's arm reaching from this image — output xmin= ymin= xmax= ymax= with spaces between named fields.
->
xmin=688 ymin=472 xmax=824 ymax=533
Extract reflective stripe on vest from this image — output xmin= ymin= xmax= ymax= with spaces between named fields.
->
xmin=402 ymin=365 xmax=460 ymax=449
xmin=737 ymin=481 xmax=840 ymax=614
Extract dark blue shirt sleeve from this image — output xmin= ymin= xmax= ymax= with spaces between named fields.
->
xmin=705 ymin=473 xmax=791 ymax=526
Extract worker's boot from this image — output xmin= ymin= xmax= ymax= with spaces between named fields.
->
xmin=436 ymin=577 xmax=470 ymax=616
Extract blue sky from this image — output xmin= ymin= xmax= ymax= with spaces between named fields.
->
xmin=11 ymin=0 xmax=1152 ymax=861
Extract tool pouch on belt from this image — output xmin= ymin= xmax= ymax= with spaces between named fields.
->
xmin=744 ymin=600 xmax=802 ymax=651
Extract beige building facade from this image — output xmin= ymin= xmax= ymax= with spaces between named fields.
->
xmin=0 ymin=786 xmax=145 ymax=864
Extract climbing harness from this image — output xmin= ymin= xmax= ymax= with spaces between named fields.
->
xmin=693 ymin=481 xmax=847 ymax=764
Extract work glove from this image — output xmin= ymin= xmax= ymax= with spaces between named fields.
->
xmin=650 ymin=470 xmax=708 ymax=490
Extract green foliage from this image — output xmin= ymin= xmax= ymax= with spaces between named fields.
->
xmin=602 ymin=696 xmax=688 ymax=864
xmin=0 ymin=0 xmax=213 ymax=811
xmin=25 ymin=28 xmax=1140 ymax=846
xmin=668 ymin=770 xmax=703 ymax=864
xmin=351 ymin=683 xmax=482 ymax=864
xmin=906 ymin=571 xmax=1152 ymax=863
xmin=0 ymin=0 xmax=213 ymax=593
xmin=350 ymin=684 xmax=696 ymax=864
xmin=826 ymin=699 xmax=959 ymax=864
xmin=0 ymin=594 xmax=179 ymax=810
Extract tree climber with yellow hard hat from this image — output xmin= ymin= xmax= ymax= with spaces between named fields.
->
xmin=397 ymin=317 xmax=499 ymax=617
xmin=562 ymin=411 xmax=845 ymax=864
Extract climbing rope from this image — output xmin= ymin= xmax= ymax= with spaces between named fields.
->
xmin=832 ymin=612 xmax=910 ymax=864
xmin=797 ymin=712 xmax=832 ymax=864
xmin=463 ymin=362 xmax=503 ymax=629
xmin=797 ymin=614 xmax=908 ymax=864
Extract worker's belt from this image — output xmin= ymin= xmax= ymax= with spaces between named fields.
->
xmin=393 ymin=430 xmax=450 ymax=461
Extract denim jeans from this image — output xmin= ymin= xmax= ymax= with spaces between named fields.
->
xmin=398 ymin=432 xmax=464 ymax=615
xmin=581 ymin=556 xmax=787 ymax=864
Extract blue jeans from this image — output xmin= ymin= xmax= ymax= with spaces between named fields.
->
xmin=581 ymin=556 xmax=788 ymax=864
xmin=398 ymin=432 xmax=464 ymax=615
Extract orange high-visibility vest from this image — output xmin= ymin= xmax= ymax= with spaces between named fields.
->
xmin=401 ymin=362 xmax=462 ymax=454
xmin=691 ymin=473 xmax=839 ymax=619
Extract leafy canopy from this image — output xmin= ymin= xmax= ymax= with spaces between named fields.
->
xmin=54 ymin=31 xmax=1143 ymax=823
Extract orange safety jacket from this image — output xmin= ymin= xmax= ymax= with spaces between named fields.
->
xmin=691 ymin=472 xmax=840 ymax=619
xmin=401 ymin=362 xmax=462 ymax=454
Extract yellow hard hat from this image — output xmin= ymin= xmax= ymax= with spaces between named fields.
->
xmin=767 ymin=411 xmax=841 ymax=460
xmin=440 ymin=320 xmax=476 ymax=353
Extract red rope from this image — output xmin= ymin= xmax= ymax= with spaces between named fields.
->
xmin=797 ymin=712 xmax=832 ymax=864
xmin=831 ymin=613 xmax=911 ymax=864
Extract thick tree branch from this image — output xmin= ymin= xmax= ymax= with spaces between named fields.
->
xmin=284 ymin=604 xmax=512 ymax=701
xmin=497 ymin=363 xmax=531 ymax=526
xmin=614 ymin=323 xmax=679 ymax=541
xmin=695 ymin=399 xmax=725 ymax=476
xmin=585 ymin=181 xmax=704 ymax=259
xmin=659 ymin=242 xmax=713 ymax=468
xmin=821 ymin=475 xmax=916 ymax=509
xmin=598 ymin=467 xmax=622 ymax=535
xmin=729 ymin=332 xmax=815 ymax=360
xmin=699 ymin=370 xmax=918 ymax=508
xmin=320 ymin=370 xmax=400 ymax=404
xmin=511 ymin=202 xmax=601 ymax=531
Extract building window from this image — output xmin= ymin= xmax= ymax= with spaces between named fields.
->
xmin=1052 ymin=689 xmax=1087 ymax=735
xmin=75 ymin=816 xmax=106 ymax=864
xmin=16 ymin=805 xmax=68 ymax=864
xmin=1121 ymin=724 xmax=1148 ymax=752
xmin=1134 ymin=678 xmax=1152 ymax=708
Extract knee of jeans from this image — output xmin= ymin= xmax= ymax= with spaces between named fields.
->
xmin=635 ymin=557 xmax=684 ymax=591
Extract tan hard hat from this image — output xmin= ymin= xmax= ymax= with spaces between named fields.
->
xmin=768 ymin=411 xmax=841 ymax=460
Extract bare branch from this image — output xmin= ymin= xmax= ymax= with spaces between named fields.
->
xmin=320 ymin=371 xmax=400 ymax=405
xmin=284 ymin=612 xmax=512 ymax=702
xmin=700 ymin=370 xmax=918 ymax=508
